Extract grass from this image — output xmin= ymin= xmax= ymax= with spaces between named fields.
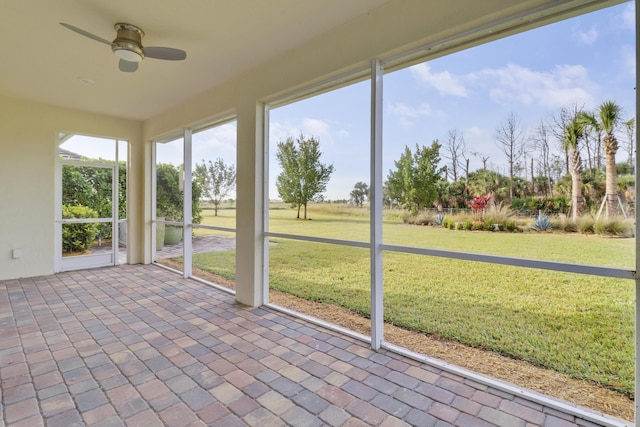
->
xmin=188 ymin=202 xmax=636 ymax=396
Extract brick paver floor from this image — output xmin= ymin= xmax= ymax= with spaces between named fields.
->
xmin=0 ymin=265 xmax=632 ymax=426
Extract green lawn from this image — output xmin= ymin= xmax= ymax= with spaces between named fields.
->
xmin=191 ymin=203 xmax=635 ymax=396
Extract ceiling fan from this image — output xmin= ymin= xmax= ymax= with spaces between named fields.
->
xmin=60 ymin=22 xmax=187 ymax=73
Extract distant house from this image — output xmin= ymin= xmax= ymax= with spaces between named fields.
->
xmin=59 ymin=148 xmax=83 ymax=161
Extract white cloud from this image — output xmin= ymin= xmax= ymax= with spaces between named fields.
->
xmin=621 ymin=2 xmax=635 ymax=31
xmin=387 ymin=102 xmax=432 ymax=129
xmin=465 ymin=126 xmax=491 ymax=142
xmin=409 ymin=61 xmax=597 ymax=111
xmin=388 ymin=102 xmax=431 ymax=118
xmin=191 ymin=123 xmax=237 ymax=164
xmin=268 ymin=121 xmax=300 ymax=143
xmin=410 ymin=63 xmax=467 ymax=97
xmin=337 ymin=129 xmax=350 ymax=138
xmin=302 ymin=118 xmax=330 ymax=137
xmin=577 ymin=25 xmax=599 ymax=45
xmin=621 ymin=44 xmax=636 ymax=77
xmin=472 ymin=63 xmax=597 ymax=109
xmin=456 ymin=126 xmax=497 ymax=170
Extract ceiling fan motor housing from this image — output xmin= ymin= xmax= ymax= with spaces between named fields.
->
xmin=112 ymin=23 xmax=144 ymax=62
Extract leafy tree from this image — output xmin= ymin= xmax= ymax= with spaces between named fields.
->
xmin=194 ymin=158 xmax=236 ymax=216
xmin=156 ymin=163 xmax=203 ymax=223
xmin=386 ymin=142 xmax=443 ymax=214
xmin=350 ymin=182 xmax=369 ymax=207
xmin=156 ymin=163 xmax=183 ymax=220
xmin=62 ymin=162 xmax=127 ymax=239
xmin=62 ymin=165 xmax=114 ymax=218
xmin=275 ymin=134 xmax=335 ymax=219
xmin=62 ymin=165 xmax=96 ymax=209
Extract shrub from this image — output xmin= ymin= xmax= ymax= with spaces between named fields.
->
xmin=443 ymin=213 xmax=470 ymax=230
xmin=504 ymin=219 xmax=518 ymax=232
xmin=402 ymin=212 xmax=415 ymax=224
xmin=484 ymin=203 xmax=513 ymax=225
xmin=442 ymin=217 xmax=453 ymax=229
xmin=594 ymin=217 xmax=635 ymax=237
xmin=472 ymin=220 xmax=488 ymax=231
xmin=577 ymin=215 xmax=595 ymax=234
xmin=531 ymin=212 xmax=552 ymax=231
xmin=402 ymin=212 xmax=433 ymax=225
xmin=62 ymin=204 xmax=99 ymax=253
xmin=415 ymin=213 xmax=433 ymax=226
xmin=552 ymin=214 xmax=578 ymax=233
xmin=468 ymin=194 xmax=492 ymax=217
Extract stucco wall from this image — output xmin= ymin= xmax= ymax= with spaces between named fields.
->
xmin=0 ymin=95 xmax=142 ymax=280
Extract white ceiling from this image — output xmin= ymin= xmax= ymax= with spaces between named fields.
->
xmin=0 ymin=0 xmax=391 ymax=121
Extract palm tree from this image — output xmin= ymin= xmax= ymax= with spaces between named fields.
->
xmin=624 ymin=117 xmax=635 ymax=167
xmin=579 ymin=113 xmax=596 ymax=174
xmin=563 ymin=115 xmax=585 ymax=221
xmin=582 ymin=101 xmax=623 ymax=218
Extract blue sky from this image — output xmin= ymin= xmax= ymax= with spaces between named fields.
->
xmin=63 ymin=2 xmax=636 ymax=202
xmin=269 ymin=1 xmax=636 ymax=200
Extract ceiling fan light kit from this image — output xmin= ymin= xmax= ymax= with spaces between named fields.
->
xmin=60 ymin=21 xmax=186 ymax=72
xmin=112 ymin=23 xmax=145 ymax=62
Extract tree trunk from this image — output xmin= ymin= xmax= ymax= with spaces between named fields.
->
xmin=297 ymin=204 xmax=301 ymax=219
xmin=571 ymin=172 xmax=583 ymax=221
xmin=570 ymin=146 xmax=583 ymax=222
xmin=509 ymin=163 xmax=514 ymax=200
xmin=530 ymin=158 xmax=535 ymax=194
xmin=303 ymin=202 xmax=308 ymax=219
xmin=465 ymin=159 xmax=469 ymax=195
xmin=605 ymin=150 xmax=618 ymax=218
xmin=597 ymin=134 xmax=602 ymax=170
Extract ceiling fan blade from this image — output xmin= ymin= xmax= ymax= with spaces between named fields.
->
xmin=60 ymin=23 xmax=112 ymax=45
xmin=119 ymin=59 xmax=138 ymax=73
xmin=143 ymin=47 xmax=186 ymax=61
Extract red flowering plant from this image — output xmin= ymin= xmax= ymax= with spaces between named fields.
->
xmin=468 ymin=194 xmax=492 ymax=219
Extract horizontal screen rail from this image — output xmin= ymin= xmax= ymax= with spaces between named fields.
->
xmin=59 ymin=218 xmax=113 ymax=224
xmin=263 ymin=233 xmax=635 ymax=280
xmin=193 ymin=224 xmax=236 ymax=233
xmin=265 ymin=232 xmax=370 ymax=249
xmin=382 ymin=244 xmax=636 ymax=280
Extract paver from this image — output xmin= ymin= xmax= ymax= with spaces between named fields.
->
xmin=0 ymin=265 xmax=630 ymax=427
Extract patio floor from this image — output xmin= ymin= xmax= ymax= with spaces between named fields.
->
xmin=0 ymin=264 xmax=632 ymax=427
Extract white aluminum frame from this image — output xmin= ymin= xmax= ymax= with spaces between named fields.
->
xmin=370 ymin=59 xmax=384 ymax=350
xmin=152 ymin=116 xmax=239 ymax=282
xmin=260 ymin=2 xmax=638 ymax=422
xmin=634 ymin=0 xmax=639 ymax=422
xmin=183 ymin=128 xmax=193 ymax=279
xmin=57 ymin=160 xmax=118 ymax=271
